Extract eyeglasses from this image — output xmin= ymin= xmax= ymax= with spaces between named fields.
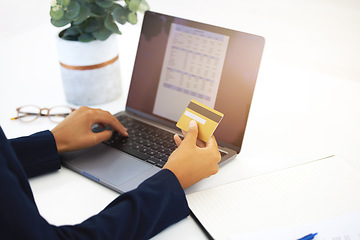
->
xmin=11 ymin=105 xmax=76 ymax=123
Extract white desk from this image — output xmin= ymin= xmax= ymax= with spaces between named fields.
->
xmin=1 ymin=0 xmax=360 ymax=239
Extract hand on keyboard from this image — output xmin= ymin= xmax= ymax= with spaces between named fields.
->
xmin=104 ymin=115 xmax=177 ymax=168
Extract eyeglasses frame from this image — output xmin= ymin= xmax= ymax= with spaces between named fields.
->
xmin=11 ymin=105 xmax=76 ymax=123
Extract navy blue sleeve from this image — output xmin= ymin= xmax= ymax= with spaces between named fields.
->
xmin=1 ymin=127 xmax=190 ymax=239
xmin=9 ymin=130 xmax=61 ymax=178
xmin=56 ymin=169 xmax=190 ymax=240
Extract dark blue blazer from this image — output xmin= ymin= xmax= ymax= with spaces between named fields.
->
xmin=0 ymin=127 xmax=189 ymax=239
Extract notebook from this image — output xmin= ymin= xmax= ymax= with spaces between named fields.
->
xmin=186 ymin=156 xmax=360 ymax=240
xmin=60 ymin=11 xmax=265 ymax=193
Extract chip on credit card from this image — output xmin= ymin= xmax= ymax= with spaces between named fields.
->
xmin=176 ymin=100 xmax=224 ymax=142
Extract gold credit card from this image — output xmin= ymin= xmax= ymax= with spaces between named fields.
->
xmin=176 ymin=100 xmax=224 ymax=142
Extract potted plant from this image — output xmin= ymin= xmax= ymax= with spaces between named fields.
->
xmin=50 ymin=0 xmax=149 ymax=105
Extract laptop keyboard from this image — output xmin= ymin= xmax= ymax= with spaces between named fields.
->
xmin=103 ymin=115 xmax=178 ymax=168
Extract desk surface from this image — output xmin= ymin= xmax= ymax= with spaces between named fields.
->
xmin=1 ymin=0 xmax=360 ymax=239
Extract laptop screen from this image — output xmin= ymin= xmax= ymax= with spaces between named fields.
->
xmin=126 ymin=11 xmax=264 ymax=153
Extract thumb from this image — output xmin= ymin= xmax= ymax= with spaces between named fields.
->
xmin=94 ymin=130 xmax=113 ymax=143
xmin=182 ymin=120 xmax=198 ymax=145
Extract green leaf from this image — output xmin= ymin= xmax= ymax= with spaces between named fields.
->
xmin=50 ymin=8 xmax=64 ymax=20
xmin=128 ymin=0 xmax=140 ymax=12
xmin=78 ymin=32 xmax=96 ymax=42
xmin=51 ymin=18 xmax=71 ymax=27
xmin=93 ymin=26 xmax=113 ymax=40
xmin=63 ymin=0 xmax=70 ymax=7
xmin=56 ymin=0 xmax=67 ymax=5
xmin=62 ymin=35 xmax=78 ymax=41
xmin=127 ymin=12 xmax=137 ymax=24
xmin=138 ymin=0 xmax=149 ymax=13
xmin=89 ymin=2 xmax=106 ymax=16
xmin=95 ymin=0 xmax=114 ymax=8
xmin=112 ymin=5 xmax=127 ymax=25
xmin=85 ymin=18 xmax=102 ymax=33
xmin=105 ymin=15 xmax=121 ymax=34
xmin=62 ymin=27 xmax=80 ymax=37
xmin=65 ymin=1 xmax=80 ymax=19
xmin=73 ymin=4 xmax=90 ymax=24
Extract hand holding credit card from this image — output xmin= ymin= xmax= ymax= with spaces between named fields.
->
xmin=176 ymin=100 xmax=224 ymax=142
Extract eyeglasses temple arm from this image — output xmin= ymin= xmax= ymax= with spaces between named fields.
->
xmin=11 ymin=112 xmax=39 ymax=120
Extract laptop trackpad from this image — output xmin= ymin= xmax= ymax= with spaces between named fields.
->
xmin=62 ymin=144 xmax=152 ymax=187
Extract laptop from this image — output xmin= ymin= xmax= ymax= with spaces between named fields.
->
xmin=60 ymin=11 xmax=265 ymax=193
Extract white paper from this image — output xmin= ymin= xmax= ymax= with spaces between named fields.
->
xmin=186 ymin=156 xmax=360 ymax=240
xmin=231 ymin=211 xmax=360 ymax=240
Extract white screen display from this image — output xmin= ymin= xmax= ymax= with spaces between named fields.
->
xmin=153 ymin=23 xmax=229 ymax=122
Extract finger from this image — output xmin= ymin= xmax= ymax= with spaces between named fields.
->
xmin=181 ymin=129 xmax=187 ymax=137
xmin=182 ymin=122 xmax=204 ymax=147
xmin=206 ymin=135 xmax=219 ymax=150
xmin=182 ymin=127 xmax=204 ymax=147
xmin=182 ymin=120 xmax=198 ymax=145
xmin=174 ymin=134 xmax=182 ymax=147
xmin=94 ymin=110 xmax=128 ymax=136
xmin=196 ymin=139 xmax=206 ymax=148
xmin=205 ymin=136 xmax=221 ymax=164
xmin=93 ymin=130 xmax=113 ymax=143
xmin=114 ymin=122 xmax=128 ymax=136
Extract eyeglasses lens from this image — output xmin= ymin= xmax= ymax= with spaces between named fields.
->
xmin=49 ymin=106 xmax=73 ymax=122
xmin=18 ymin=106 xmax=40 ymax=122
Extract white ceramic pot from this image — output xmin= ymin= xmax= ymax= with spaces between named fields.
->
xmin=57 ymin=33 xmax=121 ymax=105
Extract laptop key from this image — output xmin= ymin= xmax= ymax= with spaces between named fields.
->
xmin=146 ymin=157 xmax=160 ymax=165
xmin=158 ymin=147 xmax=170 ymax=154
xmin=155 ymin=161 xmax=166 ymax=168
xmin=124 ymin=141 xmax=134 ymax=147
xmin=148 ymin=150 xmax=157 ymax=156
xmin=154 ymin=153 xmax=166 ymax=159
xmin=161 ymin=156 xmax=169 ymax=162
xmin=150 ymin=143 xmax=161 ymax=150
xmin=139 ymin=146 xmax=150 ymax=154
xmin=132 ymin=144 xmax=141 ymax=150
